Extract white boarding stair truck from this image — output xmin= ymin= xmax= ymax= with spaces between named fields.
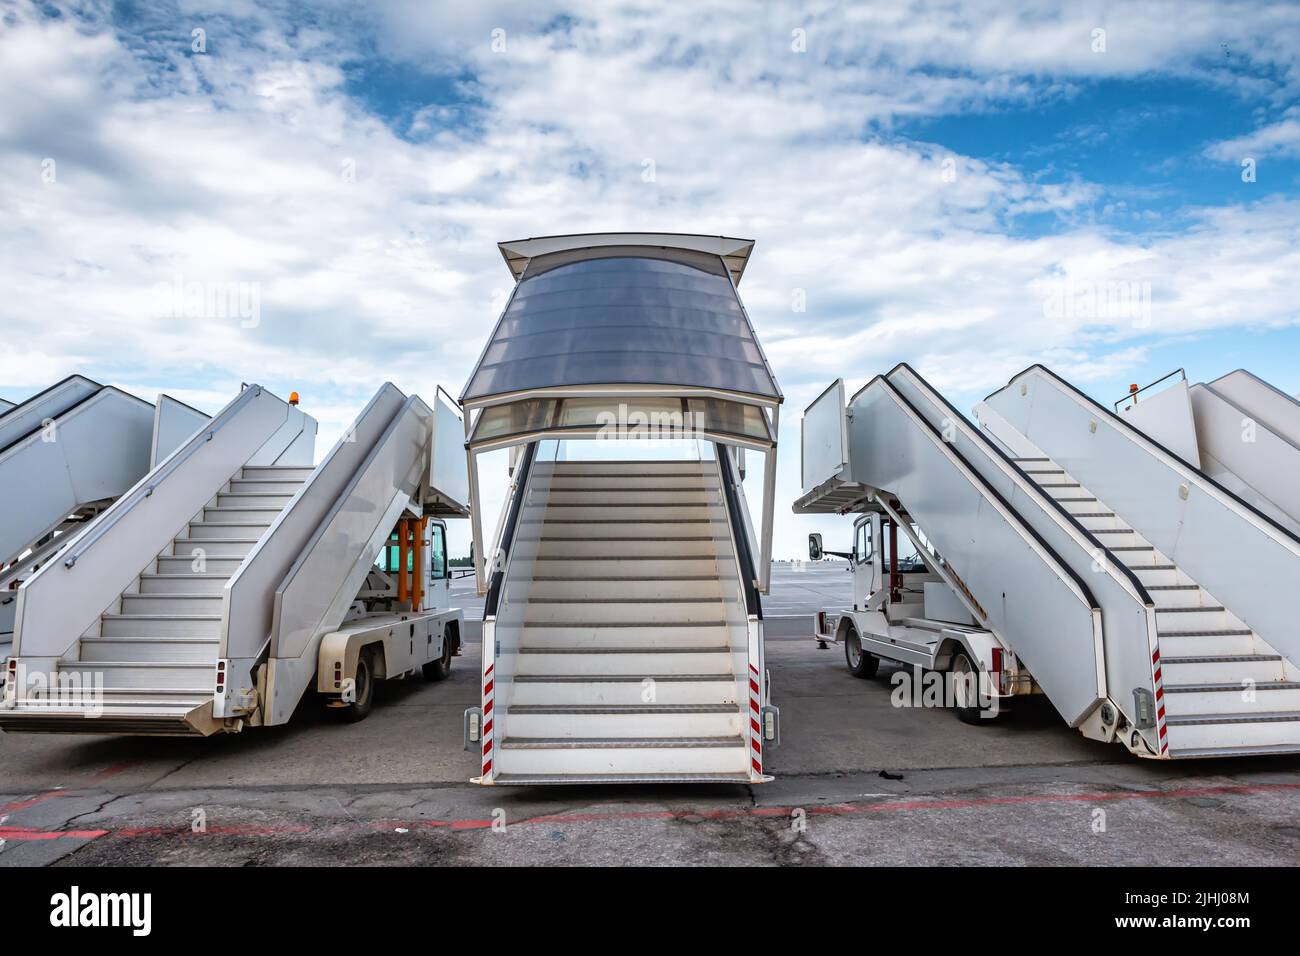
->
xmin=796 ymin=366 xmax=1167 ymax=758
xmin=2 ymin=383 xmax=468 ymax=735
xmin=457 ymin=232 xmax=784 ymax=785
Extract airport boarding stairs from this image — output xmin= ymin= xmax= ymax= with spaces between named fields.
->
xmin=0 ymin=377 xmax=208 ymax=663
xmin=796 ymin=363 xmax=1300 ymax=758
xmin=484 ymin=447 xmax=758 ymax=783
xmin=1008 ymin=452 xmax=1299 ymax=754
xmin=977 ymin=366 xmax=1300 ymax=757
xmin=1 ymin=382 xmax=465 ymax=736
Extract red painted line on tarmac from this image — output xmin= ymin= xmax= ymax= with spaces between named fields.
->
xmin=6 ymin=781 xmax=1300 ymax=843
xmin=0 ymin=790 xmax=65 ymax=814
xmin=90 ymin=761 xmax=137 ymax=781
xmin=0 ymin=825 xmax=108 ymax=842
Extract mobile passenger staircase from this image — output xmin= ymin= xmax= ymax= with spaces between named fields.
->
xmin=460 ymin=233 xmax=782 ymax=784
xmin=1 ymin=382 xmax=467 ymax=735
xmin=795 ymin=362 xmax=1300 ymax=759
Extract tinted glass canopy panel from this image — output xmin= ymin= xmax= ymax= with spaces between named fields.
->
xmin=467 ymin=396 xmax=772 ymax=447
xmin=461 ymin=256 xmax=780 ymax=402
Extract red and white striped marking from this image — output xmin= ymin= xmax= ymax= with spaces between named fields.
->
xmin=481 ymin=662 xmax=495 ymax=777
xmin=748 ymin=663 xmax=762 ymax=777
xmin=1151 ymin=647 xmax=1169 ymax=755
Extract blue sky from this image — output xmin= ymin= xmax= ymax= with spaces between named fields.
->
xmin=2 ymin=0 xmax=1299 ymax=556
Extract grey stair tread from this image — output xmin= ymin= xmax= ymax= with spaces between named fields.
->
xmin=1146 ymin=585 xmax=1199 ymax=590
xmin=519 ymin=645 xmax=731 ymax=653
xmin=1162 ymin=654 xmax=1282 ymax=663
xmin=491 ymin=772 xmax=752 ymax=784
xmin=100 ymin=613 xmax=221 ymax=620
xmin=546 ymin=485 xmax=717 ymax=491
xmin=526 ymin=597 xmax=734 ymax=604
xmin=542 ymin=501 xmax=711 ymax=508
xmin=522 ymin=621 xmax=730 ymax=629
xmin=1164 ymin=681 xmax=1300 ymax=692
xmin=1155 ymin=606 xmax=1225 ymax=613
xmin=523 ymin=519 xmax=723 ymax=526
xmin=531 ymin=555 xmax=713 ymax=561
xmin=524 ymin=535 xmax=729 ymax=541
xmin=510 ymin=704 xmax=737 ymax=714
xmin=121 ymin=593 xmax=222 ymax=599
xmin=1168 ymin=743 xmax=1300 ymax=757
xmin=193 ymin=521 xmax=274 ymax=526
xmin=532 ymin=575 xmax=719 ymax=581
xmin=514 ymin=674 xmax=733 ymax=682
xmin=174 ymin=537 xmax=260 ymax=542
xmin=1166 ymin=711 xmax=1300 ymax=725
xmin=1157 ymin=628 xmax=1253 ymax=637
xmin=81 ymin=635 xmax=218 ymax=643
xmin=1090 ymin=529 xmax=1136 ymax=534
xmin=1135 ymin=564 xmax=1177 ymax=570
xmin=500 ymin=735 xmax=745 ymax=749
xmin=64 ymin=660 xmax=212 ymax=667
xmin=140 ymin=573 xmax=231 ymax=579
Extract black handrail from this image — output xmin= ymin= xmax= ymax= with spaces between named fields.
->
xmin=869 ymin=373 xmax=1104 ymax=614
xmin=1112 ymin=368 xmax=1185 ymax=411
xmin=716 ymin=444 xmax=763 ymax=619
xmin=891 ymin=362 xmax=1153 ymax=607
xmin=483 ymin=441 xmax=537 ymax=618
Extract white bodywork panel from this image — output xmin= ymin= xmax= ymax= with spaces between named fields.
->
xmin=150 ymin=395 xmax=209 ymax=468
xmin=0 ymin=384 xmax=154 ymax=567
xmin=801 ymin=379 xmax=849 ymax=495
xmin=428 ymin=388 xmax=470 ymax=516
xmin=1189 ymin=371 xmax=1300 ymax=530
xmin=1118 ymin=379 xmax=1201 ymax=468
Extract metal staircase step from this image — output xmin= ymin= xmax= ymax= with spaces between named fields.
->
xmin=100 ymin=613 xmax=221 ymax=637
xmin=138 ymin=573 xmax=230 ymax=594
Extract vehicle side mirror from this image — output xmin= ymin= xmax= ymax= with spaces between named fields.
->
xmin=808 ymin=533 xmax=823 ymax=562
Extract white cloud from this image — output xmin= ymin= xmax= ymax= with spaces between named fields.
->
xmin=2 ymin=0 xmax=1300 ymax=557
xmin=1205 ymin=108 xmax=1300 ymax=160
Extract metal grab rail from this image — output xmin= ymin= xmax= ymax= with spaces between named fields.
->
xmin=63 ymin=385 xmax=263 ymax=568
xmin=483 ymin=441 xmax=537 ymax=618
xmin=717 ymin=445 xmax=762 ymax=618
xmin=1112 ymin=368 xmax=1186 ymax=411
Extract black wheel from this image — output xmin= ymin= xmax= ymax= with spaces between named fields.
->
xmin=341 ymin=648 xmax=376 ymax=722
xmin=423 ymin=629 xmax=453 ymax=681
xmin=844 ymin=628 xmax=879 ymax=678
xmin=951 ymin=650 xmax=998 ymax=724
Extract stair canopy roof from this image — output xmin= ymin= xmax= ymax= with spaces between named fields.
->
xmin=460 ymin=234 xmax=780 ymax=451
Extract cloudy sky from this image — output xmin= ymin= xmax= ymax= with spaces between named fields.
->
xmin=3 ymin=0 xmax=1299 ymax=558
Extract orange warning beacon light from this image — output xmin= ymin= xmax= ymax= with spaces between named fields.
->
xmin=1129 ymin=383 xmax=1139 ymax=404
xmin=289 ymin=391 xmax=300 ymax=406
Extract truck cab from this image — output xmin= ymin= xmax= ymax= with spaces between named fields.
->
xmin=811 ymin=503 xmax=1031 ymax=724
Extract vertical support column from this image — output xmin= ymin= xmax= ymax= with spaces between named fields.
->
xmin=888 ymin=518 xmax=901 ymax=603
xmin=397 ymin=517 xmax=410 ymax=605
xmin=412 ymin=517 xmax=426 ymax=612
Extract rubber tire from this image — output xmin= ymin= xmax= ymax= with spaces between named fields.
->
xmin=423 ymin=631 xmax=453 ymax=682
xmin=845 ymin=628 xmax=880 ymax=679
xmin=341 ymin=648 xmax=376 ymax=722
xmin=951 ymin=650 xmax=996 ymax=725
